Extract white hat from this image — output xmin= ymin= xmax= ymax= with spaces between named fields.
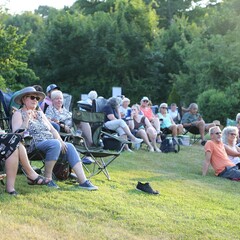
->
xmin=159 ymin=103 xmax=168 ymax=108
xmin=14 ymin=87 xmax=45 ymax=105
xmin=141 ymin=96 xmax=149 ymax=102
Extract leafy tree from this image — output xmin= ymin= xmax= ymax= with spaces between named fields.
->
xmin=0 ymin=24 xmax=38 ymax=90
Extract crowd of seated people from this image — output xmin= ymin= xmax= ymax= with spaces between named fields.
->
xmin=3 ymin=84 xmax=240 ymax=196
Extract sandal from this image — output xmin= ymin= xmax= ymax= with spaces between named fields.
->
xmin=27 ymin=175 xmax=49 ymax=185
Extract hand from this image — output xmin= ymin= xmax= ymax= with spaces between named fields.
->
xmin=60 ymin=141 xmax=67 ymax=154
xmin=25 ymin=110 xmax=37 ymax=121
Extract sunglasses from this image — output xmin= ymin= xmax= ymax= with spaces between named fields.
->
xmin=161 ymin=107 xmax=168 ymax=109
xmin=214 ymin=132 xmax=222 ymax=135
xmin=143 ymin=100 xmax=148 ymax=103
xmin=229 ymin=133 xmax=237 ymax=136
xmin=27 ymin=95 xmax=40 ymax=101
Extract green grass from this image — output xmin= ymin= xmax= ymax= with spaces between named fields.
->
xmin=1 ymin=145 xmax=240 ymax=240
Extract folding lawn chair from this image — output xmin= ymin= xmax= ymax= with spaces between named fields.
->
xmin=0 ymin=90 xmax=46 ymax=173
xmin=71 ymin=108 xmax=128 ymax=180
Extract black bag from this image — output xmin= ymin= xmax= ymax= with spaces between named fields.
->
xmin=160 ymin=138 xmax=180 ymax=153
xmin=52 ymin=155 xmax=70 ymax=180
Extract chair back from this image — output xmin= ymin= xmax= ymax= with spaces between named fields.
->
xmin=72 ymin=108 xmax=105 ymax=146
xmin=0 ymin=90 xmax=13 ymax=131
xmin=92 ymin=98 xmax=107 ymax=112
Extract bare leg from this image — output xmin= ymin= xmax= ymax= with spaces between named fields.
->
xmin=177 ymin=124 xmax=184 ymax=135
xmin=136 ymin=129 xmax=153 ymax=151
xmin=151 ymin=118 xmax=161 ymax=133
xmin=79 ymin=122 xmax=93 ymax=147
xmin=72 ymin=162 xmax=87 ymax=184
xmin=44 ymin=161 xmax=57 ymax=180
xmin=146 ymin=126 xmax=161 ymax=152
xmin=196 ymin=120 xmax=206 ymax=141
xmin=18 ymin=143 xmax=39 ymax=180
xmin=5 ymin=149 xmax=19 ymax=193
xmin=169 ymin=125 xmax=177 ymax=138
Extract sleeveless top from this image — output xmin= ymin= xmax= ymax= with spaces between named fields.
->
xmin=133 ymin=116 xmax=146 ymax=130
xmin=20 ymin=109 xmax=54 ymax=153
xmin=157 ymin=113 xmax=172 ymax=128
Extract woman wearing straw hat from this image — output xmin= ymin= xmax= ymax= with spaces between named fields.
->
xmin=12 ymin=87 xmax=98 ymax=190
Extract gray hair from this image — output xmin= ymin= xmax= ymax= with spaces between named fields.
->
xmin=209 ymin=126 xmax=219 ymax=135
xmin=222 ymin=126 xmax=238 ymax=145
xmin=107 ymin=97 xmax=122 ymax=109
xmin=88 ymin=90 xmax=98 ymax=100
xmin=189 ymin=103 xmax=198 ymax=110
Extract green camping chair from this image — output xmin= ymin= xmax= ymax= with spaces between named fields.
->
xmin=71 ymin=108 xmax=128 ymax=180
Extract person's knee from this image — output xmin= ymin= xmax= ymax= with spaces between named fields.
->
xmin=119 ymin=119 xmax=127 ymax=128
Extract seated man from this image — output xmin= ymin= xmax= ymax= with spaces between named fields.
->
xmin=202 ymin=126 xmax=240 ymax=181
xmin=181 ymin=103 xmax=215 ymax=145
xmin=168 ymin=103 xmax=181 ymax=124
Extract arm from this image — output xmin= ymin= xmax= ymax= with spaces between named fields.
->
xmin=12 ymin=110 xmax=29 ymax=132
xmin=224 ymin=145 xmax=240 ymax=157
xmin=202 ymin=151 xmax=212 ymax=176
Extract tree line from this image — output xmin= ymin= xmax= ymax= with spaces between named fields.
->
xmin=0 ymin=0 xmax=239 ymax=124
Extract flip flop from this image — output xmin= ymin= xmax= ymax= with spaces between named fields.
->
xmin=27 ymin=175 xmax=49 ymax=185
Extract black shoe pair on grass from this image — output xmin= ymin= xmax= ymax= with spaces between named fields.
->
xmin=136 ymin=182 xmax=159 ymax=195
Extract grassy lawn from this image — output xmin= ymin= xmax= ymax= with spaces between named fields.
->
xmin=1 ymin=144 xmax=240 ymax=240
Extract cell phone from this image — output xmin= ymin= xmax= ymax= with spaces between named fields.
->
xmin=15 ymin=128 xmax=25 ymax=134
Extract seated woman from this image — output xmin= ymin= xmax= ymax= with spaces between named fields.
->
xmin=139 ymin=97 xmax=161 ymax=134
xmin=0 ymin=130 xmax=49 ymax=195
xmin=128 ymin=104 xmax=161 ymax=152
xmin=11 ymin=87 xmax=98 ymax=190
xmin=45 ymin=90 xmax=93 ymax=147
xmin=222 ymin=126 xmax=240 ymax=168
xmin=102 ymin=97 xmax=143 ymax=152
xmin=119 ymin=97 xmax=131 ymax=120
xmin=157 ymin=103 xmax=183 ymax=143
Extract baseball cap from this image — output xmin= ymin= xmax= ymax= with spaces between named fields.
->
xmin=46 ymin=84 xmax=60 ymax=93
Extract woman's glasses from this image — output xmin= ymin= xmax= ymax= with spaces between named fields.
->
xmin=214 ymin=132 xmax=222 ymax=135
xmin=229 ymin=133 xmax=237 ymax=136
xmin=143 ymin=100 xmax=148 ymax=103
xmin=27 ymin=95 xmax=40 ymax=101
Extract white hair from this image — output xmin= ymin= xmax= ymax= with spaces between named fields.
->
xmin=51 ymin=90 xmax=63 ymax=100
xmin=88 ymin=90 xmax=98 ymax=100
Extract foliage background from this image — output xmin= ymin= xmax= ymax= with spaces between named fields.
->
xmin=0 ymin=0 xmax=239 ymax=123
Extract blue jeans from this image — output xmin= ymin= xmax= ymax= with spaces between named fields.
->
xmin=36 ymin=139 xmax=80 ymax=168
xmin=218 ymin=166 xmax=240 ymax=179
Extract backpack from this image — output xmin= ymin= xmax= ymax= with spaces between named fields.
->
xmin=160 ymin=138 xmax=180 ymax=153
xmin=52 ymin=155 xmax=70 ymax=180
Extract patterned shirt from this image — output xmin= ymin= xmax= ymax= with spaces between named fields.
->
xmin=45 ymin=105 xmax=72 ymax=128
